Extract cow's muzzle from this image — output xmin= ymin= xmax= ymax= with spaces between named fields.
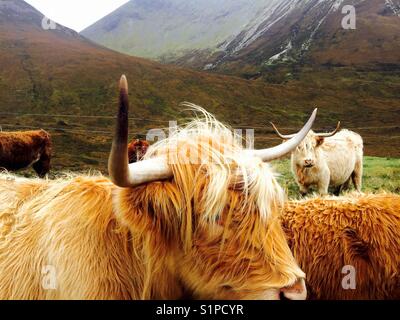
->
xmin=262 ymin=278 xmax=307 ymax=300
xmin=280 ymin=278 xmax=307 ymax=300
xmin=304 ymin=160 xmax=314 ymax=168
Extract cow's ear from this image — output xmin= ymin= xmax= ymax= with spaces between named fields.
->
xmin=316 ymin=136 xmax=325 ymax=146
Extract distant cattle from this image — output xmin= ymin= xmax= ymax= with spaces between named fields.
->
xmin=127 ymin=139 xmax=149 ymax=163
xmin=282 ymin=193 xmax=400 ymax=299
xmin=0 ymin=130 xmax=51 ymax=177
xmin=271 ymin=122 xmax=363 ymax=195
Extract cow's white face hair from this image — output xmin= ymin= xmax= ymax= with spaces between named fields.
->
xmin=292 ymin=131 xmax=324 ymax=169
xmin=114 ymin=105 xmax=306 ymax=299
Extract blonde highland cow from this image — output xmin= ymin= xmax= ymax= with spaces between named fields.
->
xmin=0 ymin=76 xmax=318 ymax=300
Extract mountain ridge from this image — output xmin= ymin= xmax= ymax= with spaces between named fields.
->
xmin=81 ymin=0 xmax=400 ymax=76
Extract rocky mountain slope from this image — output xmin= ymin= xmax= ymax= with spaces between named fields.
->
xmin=82 ymin=0 xmax=400 ymax=75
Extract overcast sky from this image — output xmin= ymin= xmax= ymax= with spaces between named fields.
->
xmin=24 ymin=0 xmax=130 ymax=32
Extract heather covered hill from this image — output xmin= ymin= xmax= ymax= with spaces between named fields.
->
xmin=0 ymin=0 xmax=399 ymax=173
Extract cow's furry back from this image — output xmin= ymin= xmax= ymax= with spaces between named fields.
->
xmin=0 ymin=174 xmax=145 ymax=299
xmin=282 ymin=193 xmax=400 ymax=300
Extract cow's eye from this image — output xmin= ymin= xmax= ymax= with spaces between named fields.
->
xmin=221 ymin=285 xmax=233 ymax=291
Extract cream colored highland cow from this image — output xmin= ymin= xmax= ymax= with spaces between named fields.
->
xmin=271 ymin=122 xmax=363 ymax=196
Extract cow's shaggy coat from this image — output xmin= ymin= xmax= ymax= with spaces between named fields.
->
xmin=283 ymin=193 xmax=400 ymax=300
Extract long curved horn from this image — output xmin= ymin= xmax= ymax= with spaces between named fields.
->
xmin=270 ymin=122 xmax=296 ymax=139
xmin=251 ymin=109 xmax=317 ymax=162
xmin=316 ymin=121 xmax=341 ymax=138
xmin=108 ymin=75 xmax=173 ymax=188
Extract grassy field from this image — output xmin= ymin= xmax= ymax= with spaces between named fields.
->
xmin=271 ymin=156 xmax=400 ymax=199
xmin=16 ymin=156 xmax=400 ymax=199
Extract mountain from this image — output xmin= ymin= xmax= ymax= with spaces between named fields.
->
xmin=213 ymin=0 xmax=400 ymax=76
xmin=0 ymin=0 xmax=399 ymax=174
xmin=1 ymin=0 xmax=300 ymax=123
xmin=81 ymin=0 xmax=271 ymax=62
xmin=82 ymin=0 xmax=400 ymax=76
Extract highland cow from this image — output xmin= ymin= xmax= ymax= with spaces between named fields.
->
xmin=271 ymin=122 xmax=363 ymax=195
xmin=127 ymin=139 xmax=149 ymax=163
xmin=0 ymin=129 xmax=51 ymax=177
xmin=0 ymin=75 xmax=317 ymax=300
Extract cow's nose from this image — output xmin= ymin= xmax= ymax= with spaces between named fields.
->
xmin=304 ymin=159 xmax=313 ymax=166
xmin=280 ymin=278 xmax=307 ymax=300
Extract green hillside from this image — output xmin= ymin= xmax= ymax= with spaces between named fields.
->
xmin=0 ymin=1 xmax=399 ymax=174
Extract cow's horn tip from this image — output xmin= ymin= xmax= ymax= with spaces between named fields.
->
xmin=120 ymin=75 xmax=128 ymax=92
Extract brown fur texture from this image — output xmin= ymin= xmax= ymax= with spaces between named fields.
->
xmin=0 ymin=130 xmax=51 ymax=177
xmin=282 ymin=193 xmax=400 ymax=300
xmin=127 ymin=139 xmax=149 ymax=163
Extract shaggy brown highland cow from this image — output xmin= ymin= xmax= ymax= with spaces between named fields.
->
xmin=0 ymin=129 xmax=51 ymax=177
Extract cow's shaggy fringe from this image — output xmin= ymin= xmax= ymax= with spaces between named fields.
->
xmin=145 ymin=104 xmax=284 ymax=223
xmin=116 ymin=105 xmax=301 ymax=298
xmin=0 ymin=107 xmax=303 ymax=300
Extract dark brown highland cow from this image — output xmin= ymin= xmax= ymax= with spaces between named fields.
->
xmin=0 ymin=130 xmax=51 ymax=177
xmin=127 ymin=139 xmax=149 ymax=163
